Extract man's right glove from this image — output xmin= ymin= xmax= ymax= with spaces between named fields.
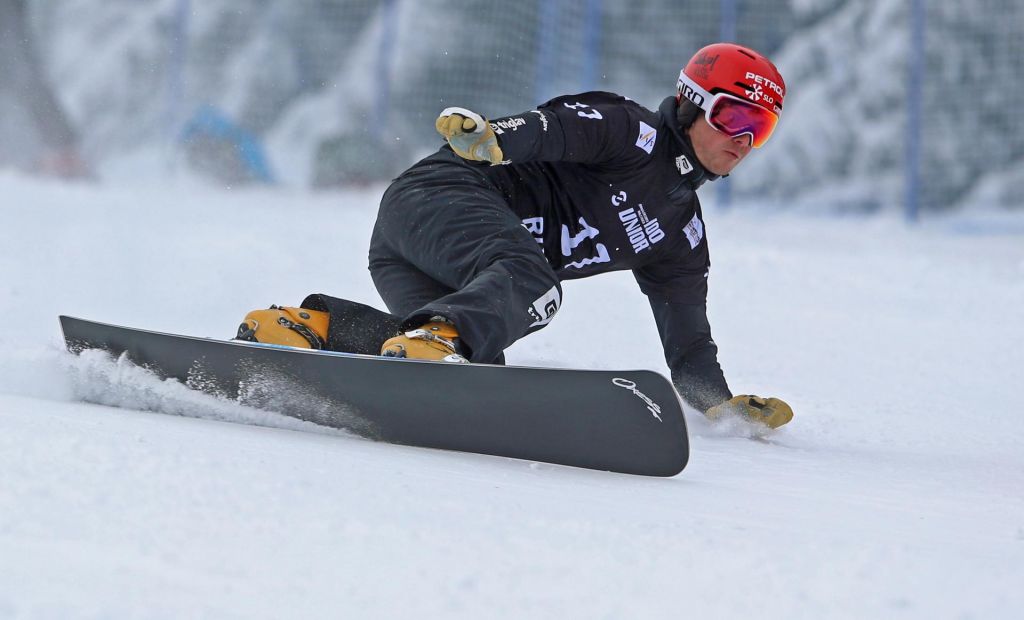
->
xmin=705 ymin=395 xmax=794 ymax=429
xmin=435 ymin=107 xmax=504 ymax=165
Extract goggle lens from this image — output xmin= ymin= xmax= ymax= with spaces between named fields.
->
xmin=708 ymin=97 xmax=779 ymax=148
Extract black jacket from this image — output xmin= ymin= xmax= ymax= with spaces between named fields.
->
xmin=409 ymin=92 xmax=732 ymax=411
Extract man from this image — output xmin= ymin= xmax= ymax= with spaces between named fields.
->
xmin=240 ymin=43 xmax=793 ymax=429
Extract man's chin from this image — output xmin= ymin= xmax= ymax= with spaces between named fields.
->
xmin=694 ymin=152 xmax=742 ymax=177
xmin=707 ymin=163 xmax=736 ymax=176
xmin=712 ymin=157 xmax=743 ymax=176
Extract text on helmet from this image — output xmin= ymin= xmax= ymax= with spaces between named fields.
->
xmin=745 ymin=72 xmax=784 ymax=97
xmin=679 ymin=84 xmax=706 ymax=108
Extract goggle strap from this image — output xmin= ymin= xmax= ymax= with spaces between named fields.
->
xmin=677 ymin=71 xmax=715 ymax=111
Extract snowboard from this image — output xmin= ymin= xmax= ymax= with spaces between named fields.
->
xmin=60 ymin=315 xmax=689 ymax=476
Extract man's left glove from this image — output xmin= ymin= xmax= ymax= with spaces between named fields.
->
xmin=705 ymin=395 xmax=793 ymax=429
xmin=435 ymin=107 xmax=504 ymax=165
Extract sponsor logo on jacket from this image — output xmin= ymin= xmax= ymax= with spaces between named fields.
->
xmin=530 ymin=110 xmax=549 ymax=132
xmin=683 ymin=213 xmax=705 ymax=249
xmin=527 ymin=285 xmax=561 ymax=328
xmin=490 ymin=117 xmax=527 ymax=134
xmin=635 ymin=121 xmax=657 ymax=154
xmin=675 ymin=155 xmax=693 ymax=175
xmin=619 ymin=205 xmax=665 ymax=253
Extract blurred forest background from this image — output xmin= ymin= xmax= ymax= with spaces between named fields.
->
xmin=2 ymin=0 xmax=1022 ymax=215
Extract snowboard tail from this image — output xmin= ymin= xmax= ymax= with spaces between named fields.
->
xmin=60 ymin=316 xmax=689 ymax=476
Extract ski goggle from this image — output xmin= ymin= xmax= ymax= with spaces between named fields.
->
xmin=677 ymin=72 xmax=780 ymax=148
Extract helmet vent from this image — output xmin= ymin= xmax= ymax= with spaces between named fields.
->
xmin=737 ymin=49 xmax=756 ymax=60
xmin=734 ymin=81 xmax=752 ymax=91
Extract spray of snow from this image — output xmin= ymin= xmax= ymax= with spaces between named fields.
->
xmin=69 ymin=348 xmax=351 ymax=437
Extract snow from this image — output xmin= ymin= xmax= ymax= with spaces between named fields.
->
xmin=1 ymin=171 xmax=1023 ymax=618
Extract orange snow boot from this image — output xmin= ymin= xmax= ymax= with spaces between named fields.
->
xmin=236 ymin=305 xmax=329 ymax=349
xmin=380 ymin=317 xmax=468 ymax=363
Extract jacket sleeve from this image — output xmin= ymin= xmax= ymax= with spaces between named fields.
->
xmin=634 ymin=259 xmax=732 ymax=412
xmin=645 ymin=297 xmax=732 ymax=413
xmin=487 ymin=93 xmax=642 ymax=166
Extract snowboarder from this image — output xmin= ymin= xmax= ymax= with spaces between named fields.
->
xmin=240 ymin=42 xmax=794 ymax=429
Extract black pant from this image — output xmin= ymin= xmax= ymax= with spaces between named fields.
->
xmin=368 ymin=166 xmax=561 ymax=363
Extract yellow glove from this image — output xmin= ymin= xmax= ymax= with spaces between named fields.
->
xmin=705 ymin=395 xmax=794 ymax=429
xmin=435 ymin=107 xmax=504 ymax=165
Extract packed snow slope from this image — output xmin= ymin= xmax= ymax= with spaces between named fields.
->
xmin=1 ymin=172 xmax=1022 ymax=619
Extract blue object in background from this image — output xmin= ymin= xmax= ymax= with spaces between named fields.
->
xmin=179 ymin=106 xmax=275 ymax=184
xmin=905 ymin=0 xmax=925 ymax=223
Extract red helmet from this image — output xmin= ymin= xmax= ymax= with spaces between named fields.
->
xmin=676 ymin=43 xmax=786 ymax=147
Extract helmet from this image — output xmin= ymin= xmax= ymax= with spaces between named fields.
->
xmin=676 ymin=43 xmax=786 ymax=147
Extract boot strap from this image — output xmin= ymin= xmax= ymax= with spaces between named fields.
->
xmin=272 ymin=305 xmax=325 ymax=349
xmin=404 ymin=328 xmax=456 ymax=353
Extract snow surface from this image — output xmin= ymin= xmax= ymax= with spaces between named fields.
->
xmin=1 ymin=172 xmax=1023 ymax=618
